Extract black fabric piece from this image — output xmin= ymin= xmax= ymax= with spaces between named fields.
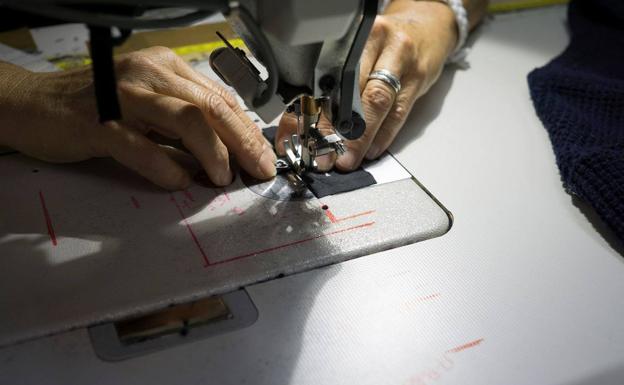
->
xmin=262 ymin=125 xmax=279 ymax=145
xmin=302 ymin=169 xmax=376 ymax=198
xmin=262 ymin=125 xmax=377 ymax=198
xmin=527 ymin=0 xmax=624 ymax=242
xmin=88 ymin=25 xmax=121 ymax=123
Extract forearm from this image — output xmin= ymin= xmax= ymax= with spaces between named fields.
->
xmin=388 ymin=0 xmax=489 ymax=33
xmin=0 ymin=62 xmax=99 ymax=163
xmin=0 ymin=61 xmax=37 ymax=148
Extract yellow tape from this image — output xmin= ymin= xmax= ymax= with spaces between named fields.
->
xmin=51 ymin=56 xmax=91 ymax=71
xmin=171 ymin=38 xmax=246 ymax=56
xmin=52 ymin=38 xmax=247 ymax=70
xmin=488 ymin=0 xmax=569 ymax=13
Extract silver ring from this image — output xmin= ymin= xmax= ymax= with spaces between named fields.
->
xmin=367 ymin=69 xmax=401 ymax=94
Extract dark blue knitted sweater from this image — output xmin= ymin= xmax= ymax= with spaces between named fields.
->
xmin=528 ymin=0 xmax=624 ymax=242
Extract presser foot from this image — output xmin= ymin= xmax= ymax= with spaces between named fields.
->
xmin=281 ymin=95 xmax=347 ymax=177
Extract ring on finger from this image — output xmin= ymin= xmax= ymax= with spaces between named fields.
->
xmin=367 ymin=69 xmax=401 ymax=94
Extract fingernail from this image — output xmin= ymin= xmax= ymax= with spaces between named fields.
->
xmin=217 ymin=167 xmax=233 ymax=186
xmin=337 ymin=151 xmax=359 ymax=171
xmin=365 ymin=145 xmax=380 ymax=160
xmin=316 ymin=153 xmax=335 ymax=172
xmin=258 ymin=146 xmax=277 ymax=178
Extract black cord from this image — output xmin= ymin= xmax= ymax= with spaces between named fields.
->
xmin=88 ymin=25 xmax=120 ymax=122
xmin=2 ymin=3 xmax=227 ymax=29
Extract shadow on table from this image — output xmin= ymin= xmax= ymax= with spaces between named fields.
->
xmin=102 ymin=265 xmax=342 ymax=385
xmin=560 ymin=362 xmax=624 ymax=385
xmin=389 ymin=67 xmax=457 ymax=157
xmin=0 ymin=154 xmax=335 ymax=349
xmin=0 ymin=153 xmax=346 ymax=385
xmin=572 ymin=196 xmax=624 ymax=259
xmin=0 ymin=257 xmax=340 ymax=385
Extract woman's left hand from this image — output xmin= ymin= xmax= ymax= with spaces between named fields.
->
xmin=275 ymin=0 xmax=459 ymax=170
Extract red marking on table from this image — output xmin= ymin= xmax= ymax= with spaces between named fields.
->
xmin=402 ymin=293 xmax=441 ymax=312
xmin=447 ymin=338 xmax=484 ymax=354
xmin=170 ymin=194 xmax=210 ymax=266
xmin=323 ymin=206 xmax=375 ymax=224
xmin=38 ymin=190 xmax=57 ymax=246
xmin=204 ymin=188 xmax=231 ymax=210
xmin=324 ymin=208 xmax=338 ymax=223
xmin=407 ymin=293 xmax=441 ymax=304
xmin=402 ymin=352 xmax=455 ymax=385
xmin=130 ymin=196 xmax=140 ymax=209
xmin=418 ymin=293 xmax=441 ymax=302
xmin=334 ymin=210 xmax=375 ymax=223
xmin=232 ymin=207 xmax=245 ymax=216
xmin=183 ymin=189 xmax=195 ymax=202
xmin=207 ymin=221 xmax=375 ymax=267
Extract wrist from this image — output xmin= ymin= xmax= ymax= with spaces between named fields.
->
xmin=0 ymin=63 xmax=39 ymax=148
xmin=0 ymin=65 xmax=93 ymax=151
xmin=385 ymin=0 xmax=459 ymax=60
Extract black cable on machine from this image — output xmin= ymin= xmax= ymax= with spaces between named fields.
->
xmin=88 ymin=25 xmax=121 ymax=123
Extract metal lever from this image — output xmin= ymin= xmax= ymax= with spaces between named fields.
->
xmin=209 ymin=32 xmax=267 ymax=107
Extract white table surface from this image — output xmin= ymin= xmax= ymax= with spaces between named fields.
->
xmin=2 ymin=5 xmax=624 ymax=385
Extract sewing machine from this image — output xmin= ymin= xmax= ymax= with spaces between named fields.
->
xmin=3 ymin=0 xmax=377 ymax=176
xmin=2 ymin=5 xmax=624 ymax=384
xmin=0 ymin=0 xmax=451 ymax=360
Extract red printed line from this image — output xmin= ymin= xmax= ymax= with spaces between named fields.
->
xmin=222 ymin=188 xmax=230 ymax=202
xmin=323 ymin=205 xmax=375 ymax=224
xmin=38 ymin=190 xmax=57 ymax=246
xmin=334 ymin=210 xmax=375 ymax=223
xmin=418 ymin=293 xmax=441 ymax=302
xmin=402 ymin=293 xmax=441 ymax=311
xmin=447 ymin=338 xmax=484 ymax=353
xmin=183 ymin=189 xmax=195 ymax=202
xmin=409 ymin=292 xmax=441 ymax=304
xmin=170 ymin=194 xmax=210 ymax=266
xmin=324 ymin=208 xmax=338 ymax=223
xmin=130 ymin=196 xmax=140 ymax=209
xmin=207 ymin=221 xmax=375 ymax=267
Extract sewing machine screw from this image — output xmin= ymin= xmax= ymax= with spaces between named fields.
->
xmin=319 ymin=75 xmax=336 ymax=92
xmin=339 ymin=120 xmax=353 ymax=131
xmin=275 ymin=158 xmax=290 ymax=170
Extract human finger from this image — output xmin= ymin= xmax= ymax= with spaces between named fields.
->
xmin=368 ymin=39 xmax=445 ymax=159
xmin=151 ymin=75 xmax=276 ymax=180
xmin=337 ymin=39 xmax=412 ymax=171
xmin=366 ymin=83 xmax=419 ymax=160
xmin=101 ymin=121 xmax=191 ymax=190
xmin=121 ymin=87 xmax=233 ymax=186
xmin=149 ymin=48 xmax=329 ymax=176
xmin=162 ymin=48 xmax=267 ymax=149
xmin=358 ymin=17 xmax=387 ymax=92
